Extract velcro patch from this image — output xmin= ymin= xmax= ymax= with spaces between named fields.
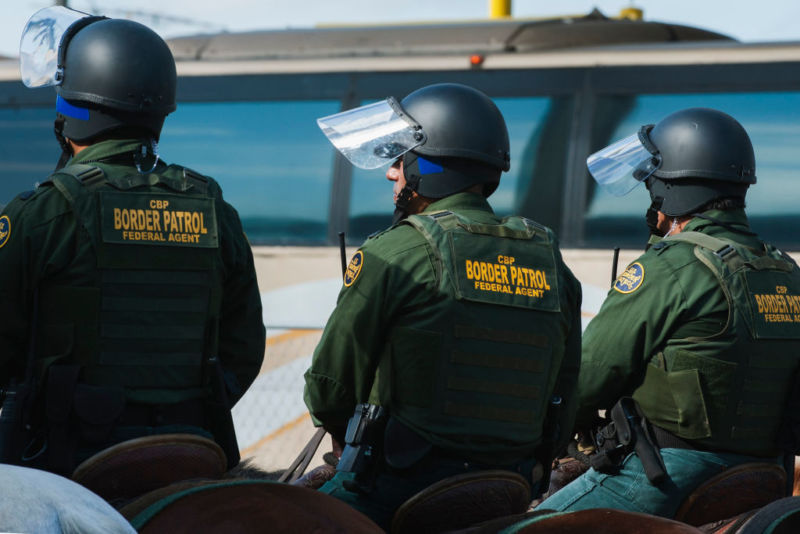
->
xmin=614 ymin=262 xmax=644 ymax=294
xmin=453 ymin=232 xmax=560 ymax=312
xmin=344 ymin=251 xmax=364 ymax=287
xmin=100 ymin=192 xmax=218 ymax=248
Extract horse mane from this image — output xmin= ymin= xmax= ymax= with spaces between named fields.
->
xmin=224 ymin=458 xmax=283 ymax=481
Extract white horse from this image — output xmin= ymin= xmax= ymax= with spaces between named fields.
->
xmin=0 ymin=464 xmax=134 ymax=534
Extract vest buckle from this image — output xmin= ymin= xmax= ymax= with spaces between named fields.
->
xmin=714 ymin=244 xmax=736 ymax=260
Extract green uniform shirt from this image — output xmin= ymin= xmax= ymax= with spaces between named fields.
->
xmin=0 ymin=139 xmax=265 ymax=403
xmin=578 ymin=209 xmax=800 ymax=453
xmin=304 ymin=192 xmax=582 ymax=464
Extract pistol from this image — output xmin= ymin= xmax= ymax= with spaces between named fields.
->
xmin=337 ymin=403 xmax=387 ymax=493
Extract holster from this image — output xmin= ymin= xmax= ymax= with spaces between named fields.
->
xmin=590 ymin=420 xmax=628 ymax=474
xmin=337 ymin=403 xmax=387 ymax=494
xmin=590 ymin=397 xmax=667 ymax=485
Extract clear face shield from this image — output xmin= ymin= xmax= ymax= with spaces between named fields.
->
xmin=586 ymin=125 xmax=661 ymax=196
xmin=317 ymin=98 xmax=426 ymax=169
xmin=19 ymin=6 xmax=91 ymax=88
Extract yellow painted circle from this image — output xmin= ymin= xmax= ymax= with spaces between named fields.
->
xmin=344 ymin=250 xmax=364 ymax=287
xmin=0 ymin=215 xmax=10 ymax=249
xmin=614 ymin=262 xmax=645 ymax=294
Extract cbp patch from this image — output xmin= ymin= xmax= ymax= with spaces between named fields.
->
xmin=344 ymin=250 xmax=364 ymax=287
xmin=0 ymin=215 xmax=10 ymax=249
xmin=614 ymin=262 xmax=644 ymax=294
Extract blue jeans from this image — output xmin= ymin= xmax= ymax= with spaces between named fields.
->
xmin=537 ymin=448 xmax=776 ymax=518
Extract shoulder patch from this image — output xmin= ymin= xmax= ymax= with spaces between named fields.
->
xmin=344 ymin=250 xmax=364 ymax=287
xmin=0 ymin=215 xmax=10 ymax=249
xmin=614 ymin=262 xmax=645 ymax=294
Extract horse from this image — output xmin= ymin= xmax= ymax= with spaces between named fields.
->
xmin=450 ymin=508 xmax=706 ymax=533
xmin=0 ymin=464 xmax=135 ymax=534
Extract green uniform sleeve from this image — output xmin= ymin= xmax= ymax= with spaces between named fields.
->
xmin=575 ymin=252 xmax=686 ymax=428
xmin=551 ymin=256 xmax=583 ymax=451
xmin=217 ymin=200 xmax=265 ymax=405
xmin=0 ymin=199 xmax=32 ymax=384
xmin=304 ymin=228 xmax=432 ymax=430
xmin=0 ymin=189 xmax=74 ymax=385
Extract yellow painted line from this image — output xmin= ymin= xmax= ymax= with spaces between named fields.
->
xmin=240 ymin=411 xmax=313 ymax=457
xmin=266 ymin=329 xmax=320 ymax=347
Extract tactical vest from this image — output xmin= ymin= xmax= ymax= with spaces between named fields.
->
xmin=37 ymin=162 xmax=223 ymax=404
xmin=632 ymin=231 xmax=800 ymax=456
xmin=390 ymin=210 xmax=569 ymax=461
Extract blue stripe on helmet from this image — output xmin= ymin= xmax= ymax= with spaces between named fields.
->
xmin=56 ymin=95 xmax=89 ymax=120
xmin=417 ymin=156 xmax=443 ymax=175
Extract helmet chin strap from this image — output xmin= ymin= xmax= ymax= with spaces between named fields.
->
xmin=645 ymin=196 xmax=664 ymax=237
xmin=391 ymin=184 xmax=416 ymax=225
xmin=53 ymin=117 xmax=73 ymax=172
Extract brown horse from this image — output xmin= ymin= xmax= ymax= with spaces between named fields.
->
xmin=445 ymin=498 xmax=800 ymax=534
xmin=450 ymin=508 xmax=705 ymax=533
xmin=119 ymin=478 xmax=382 ymax=533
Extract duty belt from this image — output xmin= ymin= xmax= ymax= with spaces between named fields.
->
xmin=649 ymin=424 xmax=701 ymax=452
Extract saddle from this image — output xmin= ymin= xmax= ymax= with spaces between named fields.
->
xmin=674 ymin=462 xmax=786 ymax=526
xmin=390 ymin=470 xmax=532 ymax=534
xmin=119 ymin=479 xmax=382 ymax=533
xmin=71 ymin=433 xmax=227 ymax=505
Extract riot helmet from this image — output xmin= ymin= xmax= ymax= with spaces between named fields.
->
xmin=20 ymin=6 xmax=176 ymax=167
xmin=398 ymin=83 xmax=510 ymax=200
xmin=587 ymin=107 xmax=755 ymax=217
xmin=317 ymin=83 xmax=510 ymax=212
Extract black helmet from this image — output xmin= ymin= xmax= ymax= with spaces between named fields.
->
xmin=56 ymin=18 xmax=177 ymax=142
xmin=645 ymin=107 xmax=755 ymax=216
xmin=400 ymin=83 xmax=510 ymax=171
xmin=400 ymin=83 xmax=510 ymax=199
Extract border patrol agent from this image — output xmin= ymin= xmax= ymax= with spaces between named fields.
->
xmin=306 ymin=83 xmax=583 ymax=528
xmin=0 ymin=7 xmax=265 ymax=475
xmin=538 ymin=108 xmax=800 ymax=516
